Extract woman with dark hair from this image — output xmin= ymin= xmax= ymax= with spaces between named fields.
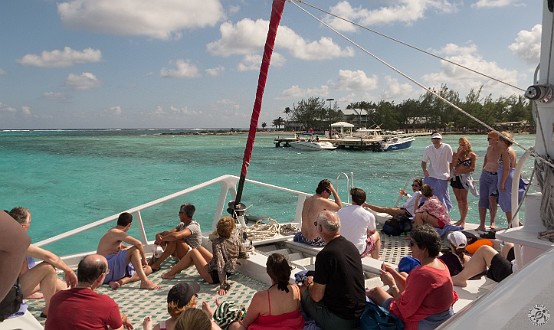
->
xmin=366 ymin=225 xmax=458 ymax=330
xmin=142 ymin=282 xmax=200 ymax=330
xmin=414 ymin=184 xmax=452 ymax=229
xmin=364 ymin=178 xmax=423 ymax=219
xmin=438 ymin=231 xmax=471 ymax=276
xmin=228 ymin=253 xmax=304 ymax=330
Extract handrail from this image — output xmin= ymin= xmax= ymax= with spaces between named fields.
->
xmin=336 ymin=172 xmax=353 ymax=204
xmin=34 ymin=175 xmax=310 ymax=249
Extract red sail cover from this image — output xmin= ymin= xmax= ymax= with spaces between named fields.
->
xmin=235 ymin=0 xmax=286 ymax=204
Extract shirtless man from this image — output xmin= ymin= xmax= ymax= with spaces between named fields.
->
xmin=294 ymin=179 xmax=342 ymax=247
xmin=477 ymin=131 xmax=503 ymax=231
xmin=97 ymin=212 xmax=160 ymax=290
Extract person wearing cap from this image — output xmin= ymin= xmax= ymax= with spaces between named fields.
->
xmin=476 ymin=131 xmax=503 ymax=231
xmin=439 ymin=231 xmax=471 ymax=276
xmin=421 ymin=132 xmax=453 ymax=211
xmin=150 ymin=204 xmax=213 ymax=272
xmin=142 ymin=282 xmax=206 ymax=330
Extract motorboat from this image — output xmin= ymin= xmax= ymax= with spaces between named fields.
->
xmin=289 ymin=139 xmax=337 ymax=151
xmin=380 ymin=136 xmax=415 ymax=152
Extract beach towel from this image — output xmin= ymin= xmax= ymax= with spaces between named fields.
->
xmin=103 ymin=249 xmax=135 ymax=284
xmin=435 ymin=225 xmax=463 ymax=239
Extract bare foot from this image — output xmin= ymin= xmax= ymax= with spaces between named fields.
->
xmin=140 ymin=280 xmax=161 ymax=290
xmin=454 ymin=220 xmax=465 ymax=227
xmin=143 ymin=316 xmax=153 ymax=330
xmin=27 ymin=292 xmax=44 ymax=299
xmin=451 ymin=275 xmax=467 ymax=287
xmin=161 ymin=271 xmax=177 ymax=279
xmin=109 ymin=280 xmax=122 ymax=290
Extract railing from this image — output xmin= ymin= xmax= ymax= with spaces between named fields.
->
xmin=34 ymin=175 xmax=310 ymax=256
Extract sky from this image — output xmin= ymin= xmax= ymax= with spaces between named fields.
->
xmin=0 ymin=0 xmax=544 ymax=129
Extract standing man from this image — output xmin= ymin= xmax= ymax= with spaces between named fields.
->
xmin=421 ymin=132 xmax=453 ymax=210
xmin=339 ymin=188 xmax=381 ymax=259
xmin=301 ymin=210 xmax=365 ymax=329
xmin=45 ymin=254 xmax=132 ymax=330
xmin=149 ymin=203 xmax=212 ymax=272
xmin=97 ymin=212 xmax=160 ymax=290
xmin=477 ymin=131 xmax=502 ymax=231
xmin=295 ymin=179 xmax=342 ymax=247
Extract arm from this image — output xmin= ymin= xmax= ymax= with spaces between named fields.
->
xmin=303 ymin=276 xmax=326 ymax=302
xmin=421 ymin=161 xmax=429 ymax=177
xmin=26 ymin=244 xmax=78 ymax=288
xmin=499 ymin=151 xmax=510 ymax=191
xmin=161 ymin=228 xmax=192 ymax=241
xmin=328 ymin=183 xmax=343 ymax=209
xmin=120 ymin=233 xmax=148 ymax=265
xmin=0 ymin=211 xmax=31 ymax=301
xmin=237 ymin=292 xmax=262 ymax=329
xmin=382 ymin=263 xmax=407 ymax=292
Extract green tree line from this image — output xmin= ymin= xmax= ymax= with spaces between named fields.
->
xmin=274 ymin=85 xmax=533 ymax=133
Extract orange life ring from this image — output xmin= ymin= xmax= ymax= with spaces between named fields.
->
xmin=466 ymin=238 xmax=493 ymax=254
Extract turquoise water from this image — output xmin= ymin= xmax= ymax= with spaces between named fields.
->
xmin=0 ymin=130 xmax=537 ymax=255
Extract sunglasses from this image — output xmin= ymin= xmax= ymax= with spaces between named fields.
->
xmin=411 ymin=184 xmax=419 ymax=187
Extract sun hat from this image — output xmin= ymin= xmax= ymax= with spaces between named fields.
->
xmin=431 ymin=132 xmax=442 ymax=139
xmin=487 ymin=131 xmax=499 ymax=139
xmin=447 ymin=231 xmax=467 ymax=249
xmin=167 ymin=282 xmax=200 ymax=307
xmin=398 ymin=256 xmax=421 ymax=274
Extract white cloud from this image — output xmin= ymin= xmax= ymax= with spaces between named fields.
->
xmin=335 ymin=70 xmax=378 ymax=91
xmin=279 ymin=85 xmax=330 ymax=100
xmin=17 ymin=47 xmax=101 ymax=68
xmin=57 ymin=0 xmax=224 ymax=40
xmin=205 ymin=66 xmax=225 ymax=77
xmin=160 ymin=60 xmax=200 ymax=78
xmin=105 ymin=106 xmax=122 ymax=115
xmin=43 ymin=92 xmax=67 ymax=101
xmin=148 ymin=105 xmax=202 ymax=116
xmin=472 ymin=0 xmax=518 ymax=8
xmin=0 ymin=102 xmax=17 ymax=113
xmin=325 ymin=0 xmax=458 ymax=30
xmin=381 ymin=76 xmax=415 ymax=100
xmin=21 ymin=106 xmax=32 ymax=116
xmin=509 ymin=24 xmax=541 ymax=64
xmin=207 ymin=19 xmax=354 ymax=61
xmin=237 ymin=53 xmax=285 ymax=72
xmin=65 ymin=72 xmax=101 ymax=90
xmin=422 ymin=43 xmax=518 ymax=97
xmin=0 ymin=68 xmax=6 ymax=75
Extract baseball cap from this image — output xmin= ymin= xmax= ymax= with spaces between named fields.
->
xmin=447 ymin=231 xmax=467 ymax=249
xmin=431 ymin=132 xmax=442 ymax=139
xmin=167 ymin=282 xmax=200 ymax=307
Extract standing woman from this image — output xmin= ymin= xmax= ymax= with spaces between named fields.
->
xmin=497 ymin=132 xmax=517 ymax=225
xmin=450 ymin=137 xmax=478 ymax=227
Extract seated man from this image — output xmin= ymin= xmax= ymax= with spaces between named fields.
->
xmin=149 ymin=203 xmax=212 ymax=272
xmin=295 ymin=179 xmax=342 ymax=247
xmin=339 ymin=188 xmax=381 ymax=259
xmin=300 ymin=210 xmax=365 ymax=329
xmin=452 ymin=243 xmax=515 ymax=287
xmin=97 ymin=212 xmax=160 ymax=290
xmin=8 ymin=207 xmax=78 ymax=317
xmin=363 ymin=178 xmax=423 ymax=219
xmin=45 ymin=254 xmax=132 ymax=330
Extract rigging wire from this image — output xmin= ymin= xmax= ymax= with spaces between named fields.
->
xmin=294 ymin=0 xmax=525 ymax=92
xmin=289 ymin=0 xmax=554 ymax=170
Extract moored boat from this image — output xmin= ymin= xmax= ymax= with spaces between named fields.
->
xmin=289 ymin=139 xmax=337 ymax=151
xmin=380 ymin=136 xmax=415 ymax=152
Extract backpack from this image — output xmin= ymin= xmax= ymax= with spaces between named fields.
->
xmin=0 ymin=279 xmax=23 ymax=322
xmin=360 ymin=301 xmax=404 ymax=330
xmin=381 ymin=215 xmax=412 ymax=236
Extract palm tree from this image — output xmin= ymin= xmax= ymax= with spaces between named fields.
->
xmin=261 ymin=122 xmax=267 ymax=130
xmin=284 ymin=107 xmax=291 ymax=131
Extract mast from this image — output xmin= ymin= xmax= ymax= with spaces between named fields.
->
xmin=232 ymin=0 xmax=286 ymax=215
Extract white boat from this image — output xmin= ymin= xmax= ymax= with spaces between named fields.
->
xmin=5 ymin=1 xmax=554 ymax=329
xmin=380 ymin=136 xmax=415 ymax=152
xmin=289 ymin=139 xmax=337 ymax=151
xmin=352 ymin=127 xmax=385 ymax=140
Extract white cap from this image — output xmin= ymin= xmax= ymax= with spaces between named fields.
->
xmin=431 ymin=132 xmax=442 ymax=139
xmin=447 ymin=231 xmax=467 ymax=248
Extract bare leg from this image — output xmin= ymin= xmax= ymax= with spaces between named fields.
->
xmin=198 ymin=246 xmax=213 ymax=262
xmin=370 ymin=232 xmax=381 ymax=260
xmin=0 ymin=211 xmax=31 ymax=302
xmin=19 ymin=263 xmax=57 ymax=315
xmin=363 ymin=203 xmax=404 ymax=217
xmin=150 ymin=241 xmax=177 ymax=270
xmin=174 ymin=241 xmax=191 ymax=260
xmin=366 ymin=287 xmax=392 ymax=307
xmin=501 ymin=243 xmax=514 ymax=258
xmin=453 ymin=188 xmax=469 ymax=227
xmin=505 ymin=211 xmax=513 ymax=227
xmin=489 ymin=196 xmax=497 ymax=229
xmin=415 ymin=211 xmax=440 ymax=228
xmin=127 ymin=249 xmax=160 ymax=290
xmin=477 ymin=207 xmax=487 ymax=231
xmin=452 ymin=245 xmax=498 ymax=287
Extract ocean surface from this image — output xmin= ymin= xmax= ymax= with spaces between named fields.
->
xmin=0 ymin=129 xmax=537 ymax=255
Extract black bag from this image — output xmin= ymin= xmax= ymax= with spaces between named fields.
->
xmin=360 ymin=301 xmax=404 ymax=329
xmin=0 ymin=279 xmax=23 ymax=322
xmin=382 ymin=215 xmax=412 ymax=236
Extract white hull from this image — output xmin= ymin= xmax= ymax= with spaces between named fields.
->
xmin=289 ymin=140 xmax=337 ymax=151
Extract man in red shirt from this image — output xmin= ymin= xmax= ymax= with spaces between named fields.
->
xmin=45 ymin=254 xmax=132 ymax=330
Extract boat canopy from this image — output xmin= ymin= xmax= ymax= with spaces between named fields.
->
xmin=330 ymin=121 xmax=354 ymax=136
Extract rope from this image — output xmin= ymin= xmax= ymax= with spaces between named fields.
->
xmin=290 ymin=0 xmax=554 ymax=171
xmin=243 ymin=219 xmax=280 ymax=240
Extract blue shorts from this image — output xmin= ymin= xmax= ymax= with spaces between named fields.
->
xmin=103 ymin=250 xmax=135 ymax=284
xmin=478 ymin=171 xmax=498 ymax=209
xmin=294 ymin=232 xmax=325 ymax=247
xmin=497 ymin=168 xmax=515 ymax=212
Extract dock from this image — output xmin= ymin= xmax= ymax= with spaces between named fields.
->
xmin=274 ymin=131 xmax=431 ymax=151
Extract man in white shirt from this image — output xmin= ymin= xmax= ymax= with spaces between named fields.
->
xmin=421 ymin=132 xmax=453 ymax=210
xmin=338 ymin=188 xmax=381 ymax=259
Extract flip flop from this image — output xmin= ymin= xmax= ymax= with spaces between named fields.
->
xmin=480 ymin=230 xmax=496 ymax=239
